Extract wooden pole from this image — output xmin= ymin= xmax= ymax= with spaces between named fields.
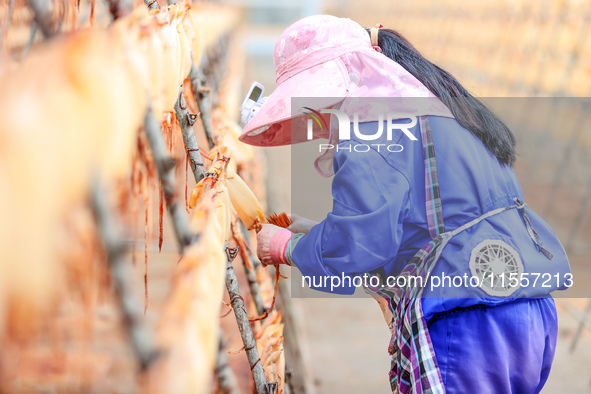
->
xmin=138 ymin=4 xmax=269 ymax=391
xmin=216 ymin=334 xmax=240 ymax=394
xmin=144 ymin=0 xmax=160 ymax=12
xmin=189 ymin=63 xmax=216 ymax=149
xmin=174 ymin=88 xmax=207 ymax=183
xmin=90 ymin=178 xmax=159 ymax=370
xmin=26 ymin=0 xmax=55 ymax=38
xmin=143 ymin=108 xmax=196 ymax=250
xmin=225 ymin=247 xmax=269 ymax=394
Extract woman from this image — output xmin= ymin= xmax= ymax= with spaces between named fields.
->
xmin=239 ymin=15 xmax=571 ymax=393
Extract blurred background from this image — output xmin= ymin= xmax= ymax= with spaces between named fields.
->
xmin=232 ymin=0 xmax=591 ymax=392
xmin=1 ymin=0 xmax=590 ymax=392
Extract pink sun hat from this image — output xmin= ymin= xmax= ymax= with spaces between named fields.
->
xmin=239 ymin=15 xmax=453 ymax=147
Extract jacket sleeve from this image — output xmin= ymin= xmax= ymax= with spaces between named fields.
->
xmin=290 ymin=139 xmax=411 ymax=294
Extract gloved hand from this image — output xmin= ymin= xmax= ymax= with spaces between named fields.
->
xmin=256 ymin=224 xmax=292 ymax=267
xmin=287 ymin=213 xmax=318 ymax=234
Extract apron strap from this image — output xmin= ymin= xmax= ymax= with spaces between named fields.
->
xmin=419 ymin=116 xmax=446 ymax=239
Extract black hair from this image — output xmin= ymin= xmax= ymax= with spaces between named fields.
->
xmin=367 ymin=28 xmax=516 ymax=165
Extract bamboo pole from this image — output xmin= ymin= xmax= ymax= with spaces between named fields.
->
xmin=106 ymin=0 xmax=132 ymax=21
xmin=137 ymin=3 xmax=267 ymax=390
xmin=189 ymin=63 xmax=215 ymax=149
xmin=184 ymin=63 xmax=270 ymax=394
xmin=90 ymin=178 xmax=159 ymax=370
xmin=145 ymin=103 xmax=260 ymax=391
xmin=20 ymin=22 xmax=37 ymax=59
xmin=1 ymin=0 xmax=15 ymax=50
xmin=135 ymin=2 xmax=267 ymax=391
xmin=26 ymin=0 xmax=55 ymax=38
xmin=5 ymin=0 xmax=15 ymax=28
xmin=180 ymin=38 xmax=269 ymax=393
xmin=146 ymin=101 xmax=266 ymax=390
xmin=225 ymin=247 xmax=269 ymax=394
xmin=237 ymin=222 xmax=266 ymax=316
xmin=202 ymin=36 xmax=280 ymax=391
xmin=216 ymin=334 xmax=240 ymax=394
xmin=242 ymin=251 xmax=266 ymax=316
xmin=174 ymin=88 xmax=207 ymax=183
xmin=197 ymin=40 xmax=272 ymax=393
xmin=144 ymin=0 xmax=160 ymax=12
xmin=144 ymin=108 xmax=196 ymax=250
xmin=276 ymin=275 xmax=308 ymax=394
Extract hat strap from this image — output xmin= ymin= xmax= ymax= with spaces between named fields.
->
xmin=370 ymin=23 xmax=383 ymax=53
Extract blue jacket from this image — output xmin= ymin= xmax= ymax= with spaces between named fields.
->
xmin=291 ymin=115 xmax=571 ymax=320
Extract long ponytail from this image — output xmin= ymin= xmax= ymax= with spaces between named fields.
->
xmin=368 ymin=28 xmax=516 ymax=165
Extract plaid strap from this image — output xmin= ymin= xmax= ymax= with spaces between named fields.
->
xmin=387 ymin=234 xmax=448 ymax=394
xmin=421 ymin=116 xmax=445 ymax=239
xmin=366 ymin=116 xmax=498 ymax=393
xmin=388 ymin=117 xmax=447 ymax=393
xmin=360 ymin=116 xmax=446 ymax=394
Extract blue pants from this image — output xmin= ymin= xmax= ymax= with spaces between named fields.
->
xmin=426 ymin=298 xmax=557 ymax=394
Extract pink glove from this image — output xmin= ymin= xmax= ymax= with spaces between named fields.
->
xmin=256 ymin=224 xmax=292 ymax=267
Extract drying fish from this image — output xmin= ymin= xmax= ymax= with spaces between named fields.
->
xmin=226 ymin=167 xmax=266 ymax=231
xmin=148 ymin=190 xmax=226 ymax=393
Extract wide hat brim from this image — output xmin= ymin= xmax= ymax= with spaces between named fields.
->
xmin=238 ymin=59 xmax=348 ymax=147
